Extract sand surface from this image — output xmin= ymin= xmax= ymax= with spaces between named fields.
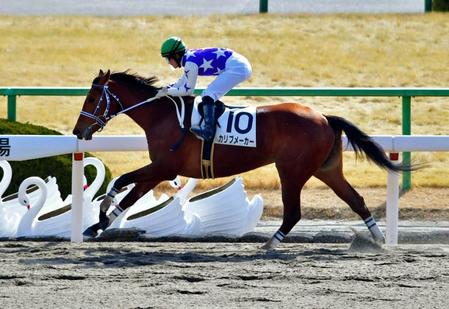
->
xmin=1 ymin=187 xmax=448 ymax=308
xmin=1 ymin=241 xmax=448 ymax=308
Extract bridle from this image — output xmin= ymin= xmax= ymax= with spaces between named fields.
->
xmin=79 ymin=82 xmax=185 ymax=132
xmin=80 ymin=83 xmax=157 ymax=131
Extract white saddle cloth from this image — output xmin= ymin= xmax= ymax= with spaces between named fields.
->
xmin=191 ymin=97 xmax=257 ymax=148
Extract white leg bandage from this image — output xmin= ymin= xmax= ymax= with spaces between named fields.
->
xmin=262 ymin=230 xmax=286 ymax=250
xmin=100 ymin=188 xmax=119 ymax=213
xmin=364 ymin=216 xmax=385 ymax=243
xmin=108 ymin=205 xmax=123 ymax=222
xmin=107 ymin=187 xmax=119 ymax=198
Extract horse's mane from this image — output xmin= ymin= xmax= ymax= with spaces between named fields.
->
xmin=94 ymin=70 xmax=160 ymax=93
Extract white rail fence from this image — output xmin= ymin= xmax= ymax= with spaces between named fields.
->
xmin=2 ymin=134 xmax=449 ymax=245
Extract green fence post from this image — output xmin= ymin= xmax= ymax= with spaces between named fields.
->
xmin=7 ymin=95 xmax=17 ymax=121
xmin=425 ymin=0 xmax=433 ymax=12
xmin=402 ymin=96 xmax=411 ymax=191
xmin=259 ymin=0 xmax=268 ymax=13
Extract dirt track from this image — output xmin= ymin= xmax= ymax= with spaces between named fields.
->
xmin=1 ymin=241 xmax=448 ymax=308
xmin=1 ymin=188 xmax=449 ymax=308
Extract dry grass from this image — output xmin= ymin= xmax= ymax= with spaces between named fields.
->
xmin=1 ymin=14 xmax=449 ymax=189
xmin=256 ymin=187 xmax=449 ymax=220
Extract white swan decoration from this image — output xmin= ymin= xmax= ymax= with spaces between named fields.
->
xmin=183 ymin=177 xmax=264 ymax=237
xmin=176 ymin=178 xmax=198 ymax=205
xmin=80 ymin=157 xmax=107 ymax=227
xmin=78 ymin=157 xmax=105 ymax=224
xmin=16 ymin=176 xmax=97 ymax=238
xmin=108 ymin=178 xmax=198 ymax=237
xmin=243 ymin=194 xmax=264 ymax=234
xmin=8 ymin=161 xmax=262 ymax=238
xmin=0 ymin=160 xmax=21 ymax=237
xmin=83 ymin=157 xmax=106 ymax=200
xmin=108 ymin=195 xmax=187 ymax=237
xmin=0 ymin=161 xmax=64 ymax=238
xmin=0 ymin=160 xmax=13 ymax=200
xmin=174 ymin=178 xmax=203 ymax=236
xmin=106 ymin=189 xmax=164 ymax=226
xmin=169 ymin=176 xmax=182 ymax=189
xmin=108 ymin=176 xmax=262 ymax=238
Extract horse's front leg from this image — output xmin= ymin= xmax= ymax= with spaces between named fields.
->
xmin=84 ymin=162 xmax=176 ymax=237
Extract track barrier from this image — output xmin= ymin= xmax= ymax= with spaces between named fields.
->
xmin=2 ymin=87 xmax=449 ymax=190
xmin=1 ymin=134 xmax=449 ymax=245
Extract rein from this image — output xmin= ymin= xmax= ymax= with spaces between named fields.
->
xmin=81 ymin=83 xmax=185 ymax=132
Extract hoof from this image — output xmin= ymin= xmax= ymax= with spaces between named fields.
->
xmin=84 ymin=214 xmax=110 ymax=238
xmin=260 ymin=241 xmax=276 ymax=251
xmin=349 ymin=228 xmax=385 ymax=253
xmin=83 ymin=223 xmax=101 ymax=237
xmin=373 ymin=235 xmax=386 ymax=245
xmin=260 ymin=235 xmax=282 ymax=251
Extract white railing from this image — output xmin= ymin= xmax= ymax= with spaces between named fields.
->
xmin=2 ymin=134 xmax=449 ymax=244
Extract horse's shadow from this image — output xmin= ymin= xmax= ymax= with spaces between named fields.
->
xmin=15 ymin=241 xmax=350 ymax=269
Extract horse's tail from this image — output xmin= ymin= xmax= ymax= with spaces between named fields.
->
xmin=325 ymin=115 xmax=413 ymax=172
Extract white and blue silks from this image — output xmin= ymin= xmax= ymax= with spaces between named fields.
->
xmin=166 ymin=48 xmax=252 ymax=101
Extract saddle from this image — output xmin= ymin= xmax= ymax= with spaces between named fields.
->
xmin=170 ymin=96 xmax=256 ymax=179
xmin=192 ymin=98 xmax=255 ymax=179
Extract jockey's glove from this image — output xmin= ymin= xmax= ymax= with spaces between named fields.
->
xmin=155 ymin=86 xmax=169 ymax=98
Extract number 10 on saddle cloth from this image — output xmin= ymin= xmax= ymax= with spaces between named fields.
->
xmin=191 ymin=99 xmax=257 ymax=148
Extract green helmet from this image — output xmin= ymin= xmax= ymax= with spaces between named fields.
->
xmin=160 ymin=36 xmax=186 ymax=57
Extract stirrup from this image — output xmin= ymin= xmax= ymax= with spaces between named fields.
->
xmin=190 ymin=126 xmax=215 ymax=141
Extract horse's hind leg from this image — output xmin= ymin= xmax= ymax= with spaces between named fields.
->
xmin=262 ymin=164 xmax=314 ymax=250
xmin=314 ymin=162 xmax=385 ymax=243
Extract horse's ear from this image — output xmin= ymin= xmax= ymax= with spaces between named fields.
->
xmin=98 ymin=69 xmax=110 ymax=84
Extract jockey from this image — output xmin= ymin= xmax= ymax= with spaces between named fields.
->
xmin=157 ymin=36 xmax=252 ymax=141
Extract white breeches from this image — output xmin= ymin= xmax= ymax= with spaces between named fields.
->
xmin=201 ymin=53 xmax=252 ymax=101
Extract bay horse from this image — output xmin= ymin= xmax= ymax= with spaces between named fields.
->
xmin=73 ymin=69 xmax=409 ymax=249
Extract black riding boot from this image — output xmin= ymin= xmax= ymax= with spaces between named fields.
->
xmin=191 ymin=96 xmax=216 ymax=141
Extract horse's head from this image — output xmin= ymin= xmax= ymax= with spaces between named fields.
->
xmin=74 ymin=70 xmax=164 ymax=140
xmin=73 ymin=69 xmax=124 ymax=140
